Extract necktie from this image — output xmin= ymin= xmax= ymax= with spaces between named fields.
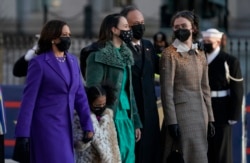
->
xmin=134 ymin=45 xmax=141 ymax=54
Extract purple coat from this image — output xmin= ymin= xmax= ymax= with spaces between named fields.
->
xmin=15 ymin=51 xmax=93 ymax=163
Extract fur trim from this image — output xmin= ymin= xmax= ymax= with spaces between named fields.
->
xmin=73 ymin=111 xmax=91 ymax=151
xmin=73 ymin=109 xmax=121 ymax=163
xmin=95 ymin=41 xmax=134 ymax=67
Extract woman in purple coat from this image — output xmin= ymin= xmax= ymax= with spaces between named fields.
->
xmin=13 ymin=20 xmax=94 ymax=163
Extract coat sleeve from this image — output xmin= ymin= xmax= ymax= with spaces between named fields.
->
xmin=74 ymin=59 xmax=94 ymax=132
xmin=201 ymin=53 xmax=214 ymax=122
xmin=85 ymin=52 xmax=105 ymax=86
xmin=129 ymin=76 xmax=143 ymax=129
xmin=228 ymin=56 xmax=243 ymax=120
xmin=15 ymin=59 xmax=42 ymax=137
xmin=160 ymin=49 xmax=177 ymax=125
xmin=13 ymin=55 xmax=29 ymax=77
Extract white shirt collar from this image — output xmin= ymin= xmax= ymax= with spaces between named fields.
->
xmin=172 ymin=39 xmax=198 ymax=53
xmin=132 ymin=40 xmax=141 ymax=46
xmin=207 ymin=46 xmax=220 ymax=64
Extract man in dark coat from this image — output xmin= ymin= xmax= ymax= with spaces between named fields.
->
xmin=202 ymin=28 xmax=244 ymax=163
xmin=121 ymin=6 xmax=161 ymax=163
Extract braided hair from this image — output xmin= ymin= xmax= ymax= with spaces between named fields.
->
xmin=86 ymin=81 xmax=117 ymax=107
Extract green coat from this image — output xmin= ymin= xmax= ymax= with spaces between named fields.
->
xmin=85 ymin=41 xmax=142 ymax=129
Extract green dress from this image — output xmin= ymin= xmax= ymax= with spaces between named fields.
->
xmin=115 ymin=66 xmax=135 ymax=163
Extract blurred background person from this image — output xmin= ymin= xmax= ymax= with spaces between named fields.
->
xmin=153 ymin=31 xmax=169 ymax=55
xmin=152 ymin=31 xmax=169 ymax=85
xmin=220 ymin=33 xmax=227 ymax=52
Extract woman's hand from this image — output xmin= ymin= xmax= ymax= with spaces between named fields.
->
xmin=168 ymin=124 xmax=181 ymax=140
xmin=135 ymin=128 xmax=141 ymax=142
xmin=208 ymin=122 xmax=215 ymax=137
xmin=82 ymin=131 xmax=94 ymax=143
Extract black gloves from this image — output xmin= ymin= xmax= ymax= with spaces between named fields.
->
xmin=208 ymin=122 xmax=215 ymax=137
xmin=82 ymin=131 xmax=94 ymax=143
xmin=12 ymin=137 xmax=30 ymax=163
xmin=168 ymin=122 xmax=215 ymax=140
xmin=168 ymin=124 xmax=181 ymax=140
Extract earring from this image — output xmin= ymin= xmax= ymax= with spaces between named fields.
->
xmin=52 ymin=41 xmax=54 ymax=44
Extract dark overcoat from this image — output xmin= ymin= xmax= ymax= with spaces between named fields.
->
xmin=127 ymin=39 xmax=161 ymax=163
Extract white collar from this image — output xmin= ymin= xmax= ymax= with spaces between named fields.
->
xmin=172 ymin=39 xmax=198 ymax=53
xmin=207 ymin=46 xmax=220 ymax=64
xmin=132 ymin=40 xmax=141 ymax=46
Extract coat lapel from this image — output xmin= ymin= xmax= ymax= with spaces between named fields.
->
xmin=132 ymin=40 xmax=152 ymax=76
xmin=128 ymin=43 xmax=144 ymax=72
xmin=45 ymin=51 xmax=67 ymax=85
xmin=65 ymin=54 xmax=75 ymax=89
xmin=141 ymin=40 xmax=148 ymax=76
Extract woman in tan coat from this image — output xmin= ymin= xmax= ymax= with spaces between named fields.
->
xmin=160 ymin=10 xmax=215 ymax=163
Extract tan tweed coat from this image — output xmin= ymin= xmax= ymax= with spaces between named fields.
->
xmin=160 ymin=45 xmax=214 ymax=163
xmin=73 ymin=109 xmax=121 ymax=163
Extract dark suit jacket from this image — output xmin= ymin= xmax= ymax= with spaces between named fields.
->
xmin=127 ymin=39 xmax=160 ymax=163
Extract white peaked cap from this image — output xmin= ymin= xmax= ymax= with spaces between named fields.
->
xmin=201 ymin=28 xmax=223 ymax=39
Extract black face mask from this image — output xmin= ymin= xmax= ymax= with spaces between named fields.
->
xmin=174 ymin=29 xmax=191 ymax=42
xmin=119 ymin=29 xmax=133 ymax=43
xmin=131 ymin=24 xmax=145 ymax=40
xmin=55 ymin=37 xmax=71 ymax=52
xmin=203 ymin=43 xmax=214 ymax=53
xmin=91 ymin=106 xmax=106 ymax=116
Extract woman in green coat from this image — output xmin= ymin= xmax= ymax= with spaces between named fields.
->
xmin=85 ymin=13 xmax=143 ymax=163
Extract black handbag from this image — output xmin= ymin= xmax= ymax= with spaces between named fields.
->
xmin=167 ymin=140 xmax=184 ymax=163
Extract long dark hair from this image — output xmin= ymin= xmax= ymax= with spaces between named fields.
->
xmin=171 ymin=10 xmax=200 ymax=41
xmin=36 ymin=20 xmax=68 ymax=55
xmin=97 ymin=13 xmax=123 ymax=46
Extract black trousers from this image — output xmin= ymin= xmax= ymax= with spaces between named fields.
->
xmin=0 ymin=135 xmax=4 ymax=163
xmin=208 ymin=124 xmax=232 ymax=163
